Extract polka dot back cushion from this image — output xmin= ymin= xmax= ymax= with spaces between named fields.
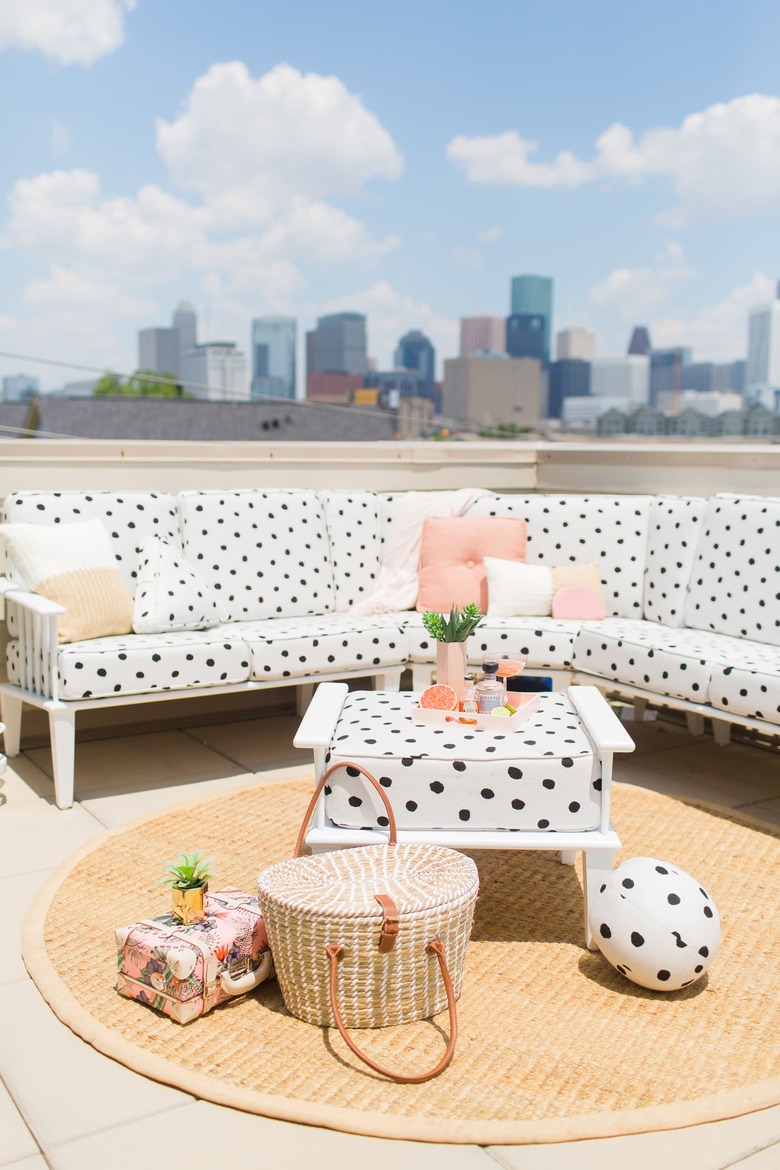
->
xmin=467 ymin=495 xmax=652 ymax=619
xmin=319 ymin=490 xmax=382 ymax=612
xmin=643 ymin=496 xmax=705 ymax=628
xmin=178 ymin=490 xmax=336 ymax=622
xmin=683 ymin=493 xmax=780 ymax=647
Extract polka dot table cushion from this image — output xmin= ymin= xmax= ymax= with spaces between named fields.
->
xmin=323 ymin=690 xmax=600 ymax=833
xmin=589 ymin=857 xmax=721 ymax=991
xmin=178 ymin=490 xmax=335 ymax=622
xmin=467 ymin=495 xmax=652 ymax=619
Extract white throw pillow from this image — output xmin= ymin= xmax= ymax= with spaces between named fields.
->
xmin=133 ymin=536 xmax=224 ymax=634
xmin=0 ymin=518 xmax=134 ymax=643
xmin=484 ymin=556 xmax=553 ymax=618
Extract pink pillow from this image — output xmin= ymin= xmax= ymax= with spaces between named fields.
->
xmin=417 ymin=517 xmax=526 ymax=613
xmin=551 ymin=584 xmax=605 ymax=620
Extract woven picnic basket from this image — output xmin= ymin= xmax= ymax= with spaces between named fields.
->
xmin=257 ymin=760 xmax=479 ymax=1082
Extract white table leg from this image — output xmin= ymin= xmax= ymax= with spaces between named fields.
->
xmin=582 ymin=849 xmax=618 ymax=951
xmin=559 ymin=850 xmax=577 ymax=866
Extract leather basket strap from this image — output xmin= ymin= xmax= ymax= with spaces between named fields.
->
xmin=325 ymin=940 xmax=458 ymax=1083
xmin=293 ymin=759 xmax=398 ymax=858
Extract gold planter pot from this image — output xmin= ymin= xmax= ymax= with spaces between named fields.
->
xmin=171 ymin=883 xmax=209 ymax=925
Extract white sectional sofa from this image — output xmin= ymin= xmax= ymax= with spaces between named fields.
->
xmin=1 ymin=487 xmax=778 ymax=808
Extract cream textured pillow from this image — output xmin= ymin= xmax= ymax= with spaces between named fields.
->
xmin=484 ymin=557 xmax=553 ymax=618
xmin=551 ymin=562 xmax=603 ymax=598
xmin=133 ymin=536 xmax=224 ymax=634
xmin=0 ymin=518 xmax=133 ymax=643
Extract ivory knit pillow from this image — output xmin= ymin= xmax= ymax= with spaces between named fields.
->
xmin=0 ymin=518 xmax=133 ymax=643
xmin=483 ymin=557 xmax=553 ymax=618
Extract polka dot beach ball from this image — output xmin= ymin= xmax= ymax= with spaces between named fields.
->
xmin=589 ymin=857 xmax=721 ymax=991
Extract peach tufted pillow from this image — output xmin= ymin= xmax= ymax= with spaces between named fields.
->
xmin=416 ymin=517 xmax=526 ymax=613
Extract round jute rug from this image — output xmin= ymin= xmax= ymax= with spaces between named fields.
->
xmin=23 ymin=777 xmax=780 ymax=1145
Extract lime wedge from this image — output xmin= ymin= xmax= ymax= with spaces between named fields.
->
xmin=490 ymin=706 xmax=512 ymax=717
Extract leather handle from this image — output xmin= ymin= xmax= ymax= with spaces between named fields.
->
xmin=293 ymin=760 xmax=398 ymax=857
xmin=325 ymin=940 xmax=458 ymax=1083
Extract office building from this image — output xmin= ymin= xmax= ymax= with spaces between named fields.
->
xmin=251 ymin=316 xmax=296 ymax=400
xmin=310 ymin=313 xmax=367 ymax=376
xmin=443 ymin=355 xmax=541 ymax=429
xmin=459 ymin=315 xmax=506 ymax=356
xmin=181 ymin=342 xmax=248 ymax=400
xmin=556 ymin=328 xmax=595 ymax=362
xmin=648 ymin=348 xmax=691 ymax=408
xmin=628 ymin=326 xmax=652 ymax=356
xmin=506 ymin=314 xmax=546 ymax=362
xmin=138 ymin=302 xmax=199 ymax=379
xmin=591 ymin=356 xmax=649 ymax=405
xmin=394 ymin=330 xmax=435 ymax=386
xmin=509 ymin=275 xmax=553 ymax=365
xmin=2 ymin=374 xmax=39 ymax=401
xmin=173 ymin=302 xmax=198 ymax=375
xmin=746 ymin=295 xmax=780 ymax=393
xmin=548 ymin=359 xmax=591 ymax=419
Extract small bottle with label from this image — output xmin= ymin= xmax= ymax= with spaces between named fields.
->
xmin=476 ymin=661 xmax=505 ymax=713
xmin=459 ymin=673 xmax=478 ymax=711
xmin=459 ymin=699 xmax=479 ymax=725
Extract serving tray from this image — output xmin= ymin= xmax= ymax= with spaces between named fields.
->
xmin=411 ymin=694 xmax=539 ymax=731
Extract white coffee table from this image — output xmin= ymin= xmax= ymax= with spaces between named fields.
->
xmin=294 ymin=683 xmax=635 ymax=949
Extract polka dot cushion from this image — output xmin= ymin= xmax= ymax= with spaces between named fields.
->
xmin=684 ymin=493 xmax=780 ymax=647
xmin=226 ymin=614 xmax=407 ymax=682
xmin=178 ymin=490 xmax=335 ymax=623
xmin=6 ymin=628 xmax=251 ymax=701
xmin=323 ymin=690 xmax=600 ymax=832
xmin=402 ymin=609 xmax=596 ymax=671
xmin=643 ymin=496 xmax=705 ymax=628
xmin=320 ymin=490 xmax=382 ymax=612
xmin=2 ymin=491 xmax=179 ymax=590
xmin=572 ymin=617 xmax=753 ymax=704
xmin=467 ymin=495 xmax=652 ymax=619
xmin=589 ymin=857 xmax=721 ymax=991
xmin=708 ymin=644 xmax=780 ymax=725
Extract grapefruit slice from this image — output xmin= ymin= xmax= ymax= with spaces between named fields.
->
xmin=419 ymin=683 xmax=459 ymax=711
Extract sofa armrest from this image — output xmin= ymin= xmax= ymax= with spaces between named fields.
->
xmin=3 ymin=589 xmax=64 ymax=700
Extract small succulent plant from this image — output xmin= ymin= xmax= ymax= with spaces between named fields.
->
xmin=422 ymin=603 xmax=483 ymax=643
xmin=160 ymin=850 xmax=215 ymax=890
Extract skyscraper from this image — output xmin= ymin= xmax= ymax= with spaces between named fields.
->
xmin=173 ymin=302 xmax=197 ymax=368
xmin=556 ymin=327 xmax=595 ymax=362
xmin=746 ymin=294 xmax=780 ymax=395
xmin=311 ymin=313 xmax=368 ymax=376
xmin=548 ymin=360 xmax=591 ymax=419
xmin=138 ymin=302 xmax=198 ymax=379
xmin=509 ymin=275 xmax=553 ymax=365
xmin=648 ymin=348 xmax=691 ymax=409
xmin=394 ymin=330 xmax=435 ymax=385
xmin=251 ymin=316 xmax=296 ymax=400
xmin=459 ymin=315 xmax=505 ymax=356
xmin=627 ymin=326 xmax=651 ymax=356
xmin=505 ymin=314 xmax=546 ymax=362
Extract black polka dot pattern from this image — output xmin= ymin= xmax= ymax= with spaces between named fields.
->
xmin=323 ymin=690 xmax=601 ymax=832
xmin=228 ymin=613 xmax=407 ymax=681
xmin=643 ymin=496 xmax=705 ymax=628
xmin=320 ymin=490 xmax=383 ymax=611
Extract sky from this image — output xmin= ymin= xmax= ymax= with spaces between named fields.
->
xmin=2 ymin=0 xmax=780 ymax=392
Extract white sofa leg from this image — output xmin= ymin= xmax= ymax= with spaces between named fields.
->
xmin=713 ymin=719 xmax=731 ymax=746
xmin=412 ymin=664 xmax=434 ymax=691
xmin=559 ymin=850 xmax=577 ymax=866
xmin=373 ymin=668 xmax=402 ymax=692
xmin=582 ymin=849 xmax=617 ymax=951
xmin=1 ymin=693 xmax=22 ymax=757
xmin=686 ymin=711 xmax=705 ymax=736
xmin=49 ymin=707 xmax=76 ymax=809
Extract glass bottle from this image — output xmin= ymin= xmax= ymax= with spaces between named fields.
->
xmin=459 ymin=673 xmax=478 ymax=711
xmin=476 ymin=661 xmax=505 ymax=713
xmin=459 ymin=699 xmax=479 ymax=725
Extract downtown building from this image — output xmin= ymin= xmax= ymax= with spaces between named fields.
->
xmin=251 ymin=317 xmax=296 ymax=400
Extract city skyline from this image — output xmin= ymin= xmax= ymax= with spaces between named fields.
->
xmin=2 ymin=1 xmax=780 ymax=391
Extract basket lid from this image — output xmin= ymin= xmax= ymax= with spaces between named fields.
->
xmin=257 ymin=843 xmax=478 ymax=918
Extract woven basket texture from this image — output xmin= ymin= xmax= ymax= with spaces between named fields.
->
xmin=257 ymin=842 xmax=479 ymax=1028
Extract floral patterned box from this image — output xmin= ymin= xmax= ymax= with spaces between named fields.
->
xmin=115 ymin=888 xmax=273 ymax=1024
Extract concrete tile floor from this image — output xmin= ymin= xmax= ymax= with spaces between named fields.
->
xmin=0 ymin=708 xmax=778 ymax=1170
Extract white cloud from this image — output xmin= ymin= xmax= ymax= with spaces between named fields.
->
xmin=0 ymin=0 xmax=135 ymax=66
xmin=448 ymin=95 xmax=780 ymax=223
xmin=155 ymin=61 xmax=404 ymax=205
xmin=589 ymin=242 xmax=695 ymax=320
xmin=24 ymin=264 xmax=153 ymax=317
xmin=49 ymin=119 xmax=72 ymax=157
xmin=318 ymin=281 xmax=458 ymax=375
xmin=476 ymin=225 xmax=501 ymax=242
xmin=650 ymin=271 xmax=776 ymax=361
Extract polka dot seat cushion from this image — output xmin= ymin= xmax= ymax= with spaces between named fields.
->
xmin=401 ymin=610 xmax=588 ymax=672
xmin=323 ymin=690 xmax=600 ymax=833
xmin=224 ymin=614 xmax=407 ymax=682
xmin=7 ymin=628 xmax=251 ymax=701
xmin=571 ymin=618 xmax=769 ymax=705
xmin=708 ymin=643 xmax=780 ymax=725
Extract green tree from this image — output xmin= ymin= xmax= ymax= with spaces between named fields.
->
xmin=92 ymin=370 xmax=185 ymax=397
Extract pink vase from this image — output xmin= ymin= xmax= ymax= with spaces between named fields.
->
xmin=436 ymin=641 xmax=468 ymax=698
